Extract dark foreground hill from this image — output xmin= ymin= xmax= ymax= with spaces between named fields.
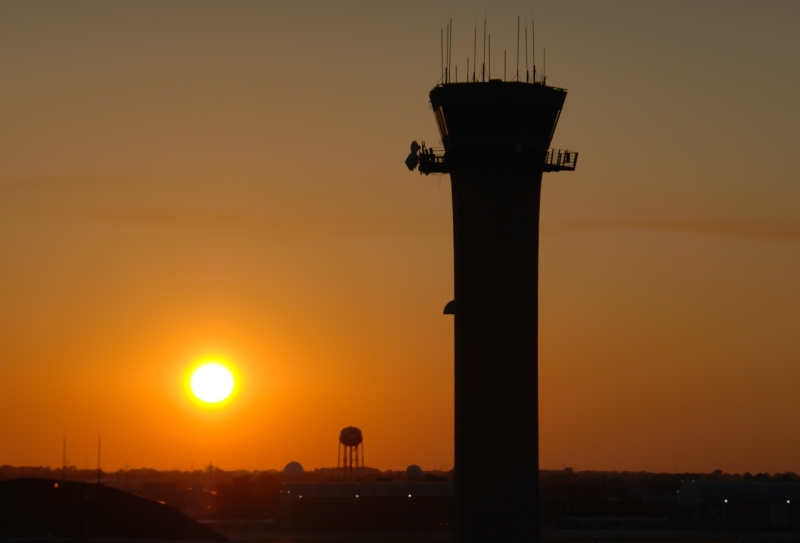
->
xmin=0 ymin=478 xmax=227 ymax=541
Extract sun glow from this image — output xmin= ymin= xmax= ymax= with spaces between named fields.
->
xmin=190 ymin=362 xmax=235 ymax=404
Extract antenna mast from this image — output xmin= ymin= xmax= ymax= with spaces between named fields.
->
xmin=532 ymin=14 xmax=536 ymax=82
xmin=446 ymin=21 xmax=449 ymax=83
xmin=525 ymin=20 xmax=529 ymax=82
xmin=449 ymin=18 xmax=453 ymax=82
xmin=473 ymin=23 xmax=477 ymax=82
xmin=516 ymin=16 xmax=520 ymax=81
xmin=482 ymin=18 xmax=486 ymax=81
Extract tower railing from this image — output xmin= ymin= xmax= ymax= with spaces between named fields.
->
xmin=417 ymin=144 xmax=448 ymax=174
xmin=417 ymin=144 xmax=578 ymax=175
xmin=544 ymin=148 xmax=578 ymax=171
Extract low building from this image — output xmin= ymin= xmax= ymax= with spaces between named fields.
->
xmin=677 ymin=481 xmax=800 ymax=530
xmin=281 ymin=481 xmax=453 ymax=532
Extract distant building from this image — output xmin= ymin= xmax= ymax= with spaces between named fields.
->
xmin=677 ymin=481 xmax=800 ymax=530
xmin=281 ymin=481 xmax=453 ymax=532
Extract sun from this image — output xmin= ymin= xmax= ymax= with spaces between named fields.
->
xmin=190 ymin=362 xmax=235 ymax=404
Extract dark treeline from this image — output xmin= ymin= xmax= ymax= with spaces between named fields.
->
xmin=0 ymin=464 xmax=452 ymax=486
xmin=0 ymin=464 xmax=451 ymax=521
xmin=3 ymin=465 xmax=798 ymax=525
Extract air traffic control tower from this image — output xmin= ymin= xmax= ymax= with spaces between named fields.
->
xmin=406 ymin=76 xmax=577 ymax=542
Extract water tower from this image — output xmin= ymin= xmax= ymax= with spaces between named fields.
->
xmin=337 ymin=426 xmax=364 ymax=481
xmin=406 ymin=39 xmax=578 ymax=543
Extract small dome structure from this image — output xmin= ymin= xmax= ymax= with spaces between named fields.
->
xmin=339 ymin=426 xmax=363 ymax=447
xmin=283 ymin=461 xmax=305 ymax=480
xmin=406 ymin=464 xmax=423 ymax=480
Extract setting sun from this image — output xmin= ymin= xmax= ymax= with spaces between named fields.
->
xmin=190 ymin=363 xmax=235 ymax=404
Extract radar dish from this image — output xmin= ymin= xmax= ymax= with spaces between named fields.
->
xmin=405 ymin=141 xmax=420 ymax=171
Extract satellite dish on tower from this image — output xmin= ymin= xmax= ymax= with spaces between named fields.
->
xmin=405 ymin=141 xmax=420 ymax=171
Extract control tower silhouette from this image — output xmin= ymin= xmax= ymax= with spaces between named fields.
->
xmin=406 ymin=68 xmax=577 ymax=542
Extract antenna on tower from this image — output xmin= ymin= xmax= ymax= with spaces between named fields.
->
xmin=446 ymin=21 xmax=450 ymax=83
xmin=449 ymin=18 xmax=453 ymax=82
xmin=525 ymin=18 xmax=529 ymax=82
xmin=441 ymin=28 xmax=444 ymax=83
xmin=473 ymin=23 xmax=477 ymax=82
xmin=532 ymin=13 xmax=536 ymax=83
xmin=482 ymin=16 xmax=486 ymax=82
xmin=516 ymin=16 xmax=520 ymax=81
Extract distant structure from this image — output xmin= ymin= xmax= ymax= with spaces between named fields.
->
xmin=406 ymin=464 xmax=423 ymax=480
xmin=678 ymin=481 xmax=800 ymax=530
xmin=283 ymin=461 xmax=305 ymax=481
xmin=281 ymin=481 xmax=453 ymax=532
xmin=406 ymin=20 xmax=578 ymax=543
xmin=337 ymin=426 xmax=363 ymax=481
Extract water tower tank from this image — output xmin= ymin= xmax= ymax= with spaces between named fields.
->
xmin=339 ymin=426 xmax=363 ymax=447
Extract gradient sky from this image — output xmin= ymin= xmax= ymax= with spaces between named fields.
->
xmin=1 ymin=0 xmax=799 ymax=474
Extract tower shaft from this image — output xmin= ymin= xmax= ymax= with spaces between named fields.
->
xmin=452 ymin=169 xmax=542 ymax=543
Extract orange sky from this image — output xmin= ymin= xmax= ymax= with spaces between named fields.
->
xmin=1 ymin=1 xmax=799 ymax=474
